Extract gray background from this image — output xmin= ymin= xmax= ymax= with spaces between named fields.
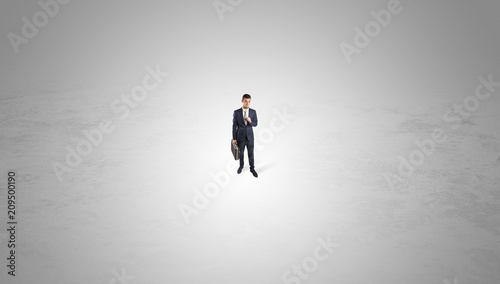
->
xmin=1 ymin=0 xmax=499 ymax=283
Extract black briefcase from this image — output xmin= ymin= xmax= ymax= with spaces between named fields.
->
xmin=231 ymin=140 xmax=239 ymax=160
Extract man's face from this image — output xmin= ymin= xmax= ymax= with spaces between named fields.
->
xmin=242 ymin=98 xmax=251 ymax=109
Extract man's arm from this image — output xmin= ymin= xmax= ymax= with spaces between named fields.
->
xmin=250 ymin=110 xmax=258 ymax=127
xmin=232 ymin=111 xmax=238 ymax=141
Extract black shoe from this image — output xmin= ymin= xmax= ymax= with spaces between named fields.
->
xmin=250 ymin=169 xmax=258 ymax=177
xmin=237 ymin=166 xmax=243 ymax=174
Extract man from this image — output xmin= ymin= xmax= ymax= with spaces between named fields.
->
xmin=232 ymin=94 xmax=258 ymax=177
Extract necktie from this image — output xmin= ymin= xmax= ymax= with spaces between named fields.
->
xmin=244 ymin=110 xmax=247 ymax=125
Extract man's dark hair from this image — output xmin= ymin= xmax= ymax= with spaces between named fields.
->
xmin=242 ymin=94 xmax=251 ymax=100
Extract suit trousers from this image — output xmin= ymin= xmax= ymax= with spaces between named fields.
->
xmin=238 ymin=137 xmax=254 ymax=170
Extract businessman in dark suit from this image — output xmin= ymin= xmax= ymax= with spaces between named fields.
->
xmin=232 ymin=94 xmax=258 ymax=177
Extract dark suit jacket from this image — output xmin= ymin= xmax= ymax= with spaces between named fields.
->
xmin=232 ymin=107 xmax=258 ymax=142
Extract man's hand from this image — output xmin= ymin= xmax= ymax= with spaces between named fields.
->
xmin=246 ymin=117 xmax=252 ymax=123
xmin=233 ymin=139 xmax=237 ymax=145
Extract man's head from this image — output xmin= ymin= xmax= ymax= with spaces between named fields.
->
xmin=242 ymin=94 xmax=251 ymax=109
